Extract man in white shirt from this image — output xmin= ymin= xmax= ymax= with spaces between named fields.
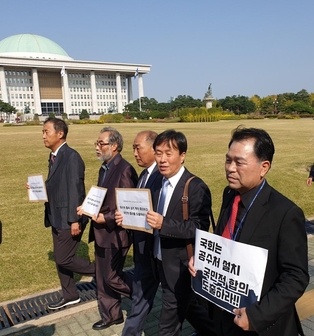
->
xmin=146 ymin=129 xmax=216 ymax=336
xmin=117 ymin=130 xmax=162 ymax=336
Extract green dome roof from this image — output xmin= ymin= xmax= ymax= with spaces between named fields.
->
xmin=0 ymin=34 xmax=72 ymax=60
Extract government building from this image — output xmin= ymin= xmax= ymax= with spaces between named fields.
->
xmin=0 ymin=34 xmax=151 ymax=116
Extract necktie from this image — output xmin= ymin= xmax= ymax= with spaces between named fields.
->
xmin=154 ymin=178 xmax=170 ymax=259
xmin=100 ymin=163 xmax=109 ymax=186
xmin=50 ymin=153 xmax=56 ymax=165
xmin=139 ymin=169 xmax=148 ymax=188
xmin=222 ymin=195 xmax=241 ymax=240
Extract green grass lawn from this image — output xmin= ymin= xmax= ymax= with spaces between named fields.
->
xmin=0 ymin=119 xmax=313 ymax=302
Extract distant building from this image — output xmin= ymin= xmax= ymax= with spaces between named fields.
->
xmin=0 ymin=34 xmax=151 ymax=116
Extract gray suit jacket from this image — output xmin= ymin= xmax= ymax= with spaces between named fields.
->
xmin=45 ymin=143 xmax=87 ymax=230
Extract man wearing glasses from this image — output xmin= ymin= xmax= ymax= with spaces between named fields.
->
xmin=87 ymin=126 xmax=138 ymax=331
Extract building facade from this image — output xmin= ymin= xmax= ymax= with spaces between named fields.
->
xmin=0 ymin=34 xmax=151 ymax=116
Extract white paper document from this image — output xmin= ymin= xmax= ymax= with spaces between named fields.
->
xmin=115 ymin=188 xmax=153 ymax=233
xmin=28 ymin=175 xmax=48 ymax=202
xmin=81 ymin=186 xmax=107 ymax=217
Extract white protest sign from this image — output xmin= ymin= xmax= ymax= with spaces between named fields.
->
xmin=115 ymin=188 xmax=153 ymax=233
xmin=81 ymin=186 xmax=107 ymax=217
xmin=28 ymin=175 xmax=48 ymax=202
xmin=192 ymin=229 xmax=268 ymax=313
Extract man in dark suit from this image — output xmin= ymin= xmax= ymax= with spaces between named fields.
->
xmin=87 ymin=126 xmax=138 ymax=331
xmin=146 ymin=129 xmax=216 ymax=336
xmin=42 ymin=118 xmax=95 ymax=310
xmin=116 ymin=130 xmax=162 ymax=336
xmin=306 ymin=164 xmax=314 ymax=186
xmin=189 ymin=126 xmax=309 ymax=335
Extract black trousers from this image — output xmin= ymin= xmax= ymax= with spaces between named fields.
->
xmin=122 ymin=232 xmax=159 ymax=336
xmin=157 ymin=260 xmax=216 ymax=336
xmin=52 ymin=227 xmax=95 ymax=300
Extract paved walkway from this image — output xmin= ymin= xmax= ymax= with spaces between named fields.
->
xmin=1 ymin=222 xmax=314 ymax=336
xmin=0 ymin=285 xmax=195 ymax=336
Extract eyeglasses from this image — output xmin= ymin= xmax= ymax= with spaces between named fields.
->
xmin=94 ymin=141 xmax=110 ymax=148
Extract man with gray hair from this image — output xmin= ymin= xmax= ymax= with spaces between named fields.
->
xmin=88 ymin=127 xmax=138 ymax=330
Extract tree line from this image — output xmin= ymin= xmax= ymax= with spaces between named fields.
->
xmin=124 ymin=89 xmax=314 ymax=119
xmin=1 ymin=89 xmax=314 ymax=121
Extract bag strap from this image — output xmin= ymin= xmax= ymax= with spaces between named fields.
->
xmin=183 ymin=176 xmax=196 ymax=260
xmin=182 ymin=176 xmax=195 ymax=220
xmin=182 ymin=176 xmax=216 ymax=260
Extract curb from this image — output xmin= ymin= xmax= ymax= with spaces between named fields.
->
xmin=0 ymin=301 xmax=98 ymax=336
xmin=0 ymin=278 xmax=97 ymax=336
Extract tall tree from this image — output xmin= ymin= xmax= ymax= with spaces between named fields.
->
xmin=217 ymin=95 xmax=255 ymax=114
xmin=250 ymin=95 xmax=261 ymax=111
xmin=0 ymin=100 xmax=16 ymax=114
xmin=285 ymin=101 xmax=314 ymax=114
xmin=294 ymin=89 xmax=310 ymax=104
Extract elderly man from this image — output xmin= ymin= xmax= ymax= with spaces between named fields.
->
xmin=116 ymin=130 xmax=162 ymax=336
xmin=87 ymin=126 xmax=138 ymax=330
xmin=146 ymin=129 xmax=216 ymax=336
xmin=189 ymin=126 xmax=309 ymax=336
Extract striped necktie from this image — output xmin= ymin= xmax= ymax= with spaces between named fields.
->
xmin=50 ymin=153 xmax=56 ymax=166
xmin=100 ymin=163 xmax=109 ymax=186
xmin=154 ymin=178 xmax=170 ymax=260
xmin=139 ymin=169 xmax=148 ymax=188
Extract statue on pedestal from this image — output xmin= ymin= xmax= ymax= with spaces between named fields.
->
xmin=203 ymin=83 xmax=214 ymax=109
xmin=204 ymin=83 xmax=213 ymax=98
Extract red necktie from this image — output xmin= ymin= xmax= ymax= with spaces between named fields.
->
xmin=222 ymin=195 xmax=241 ymax=239
xmin=50 ymin=153 xmax=55 ymax=165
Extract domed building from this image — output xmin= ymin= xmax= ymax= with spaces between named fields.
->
xmin=0 ymin=34 xmax=150 ymax=116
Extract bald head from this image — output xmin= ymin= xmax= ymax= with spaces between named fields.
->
xmin=133 ymin=130 xmax=158 ymax=168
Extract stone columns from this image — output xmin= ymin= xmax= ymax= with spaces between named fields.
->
xmin=127 ymin=77 xmax=133 ymax=103
xmin=32 ymin=68 xmax=42 ymax=115
xmin=0 ymin=67 xmax=8 ymax=103
xmin=61 ymin=69 xmax=71 ymax=115
xmin=90 ymin=71 xmax=98 ymax=113
xmin=115 ymin=72 xmax=123 ymax=113
xmin=138 ymin=74 xmax=144 ymax=98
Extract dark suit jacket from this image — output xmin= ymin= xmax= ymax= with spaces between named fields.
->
xmin=215 ymin=181 xmax=309 ymax=336
xmin=45 ymin=143 xmax=87 ymax=230
xmin=133 ymin=166 xmax=163 ymax=263
xmin=153 ymin=168 xmax=212 ymax=292
xmin=89 ymin=153 xmax=138 ymax=248
xmin=309 ymin=165 xmax=314 ymax=179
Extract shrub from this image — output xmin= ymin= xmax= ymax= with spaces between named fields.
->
xmin=79 ymin=110 xmax=90 ymax=120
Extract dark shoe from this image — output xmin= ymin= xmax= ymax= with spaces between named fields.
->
xmin=92 ymin=317 xmax=124 ymax=330
xmin=48 ymin=297 xmax=80 ymax=310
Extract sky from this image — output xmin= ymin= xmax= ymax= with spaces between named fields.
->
xmin=0 ymin=0 xmax=313 ymax=103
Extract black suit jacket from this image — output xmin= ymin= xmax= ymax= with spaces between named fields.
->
xmin=89 ymin=153 xmax=138 ymax=248
xmin=153 ymin=168 xmax=212 ymax=292
xmin=133 ymin=165 xmax=163 ymax=261
xmin=45 ymin=143 xmax=87 ymax=230
xmin=215 ymin=181 xmax=309 ymax=336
